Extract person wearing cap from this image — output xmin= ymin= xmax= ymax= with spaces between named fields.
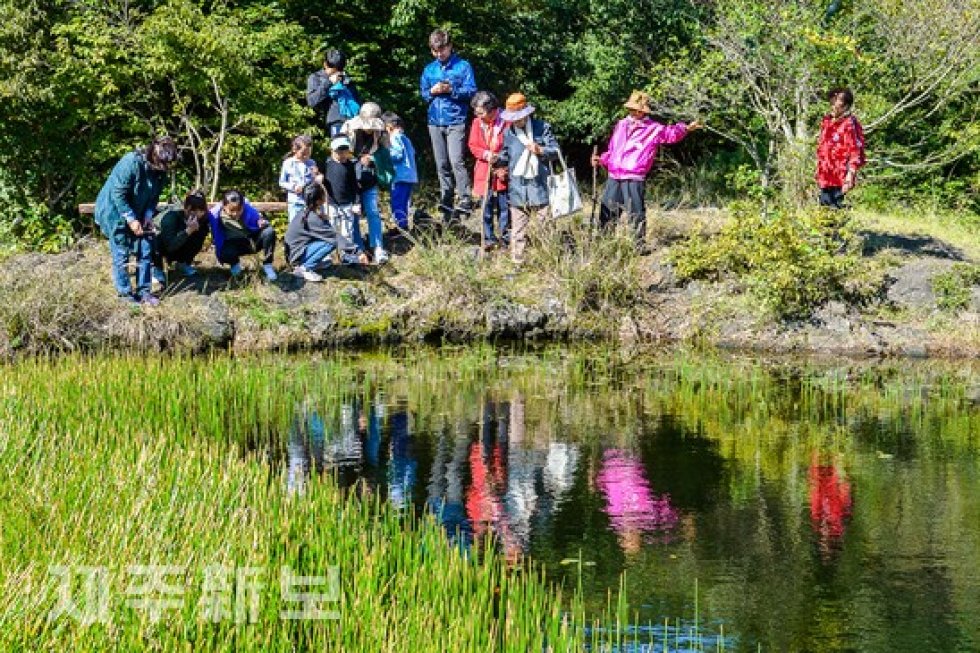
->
xmin=419 ymin=28 xmax=477 ymax=220
xmin=341 ymin=102 xmax=391 ymax=263
xmin=94 ymin=136 xmax=178 ymax=305
xmin=323 ymin=135 xmax=365 ymax=251
xmin=494 ymin=93 xmax=559 ymax=264
xmin=469 ymin=90 xmax=510 ymax=250
xmin=591 ymin=91 xmax=701 ymax=248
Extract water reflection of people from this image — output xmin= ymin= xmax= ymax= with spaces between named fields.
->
xmin=286 ymin=400 xmax=326 ymax=496
xmin=466 ymin=402 xmax=507 ymax=542
xmin=503 ymin=393 xmax=540 ymax=563
xmin=597 ymin=449 xmax=679 ymax=554
xmin=285 ymin=399 xmax=363 ymax=496
xmin=427 ymin=419 xmax=472 ymax=546
xmin=387 ymin=410 xmax=417 ymax=510
xmin=809 ymin=452 xmax=852 ymax=560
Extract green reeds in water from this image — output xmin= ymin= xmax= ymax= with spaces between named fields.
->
xmin=1 ymin=347 xmax=977 ymax=650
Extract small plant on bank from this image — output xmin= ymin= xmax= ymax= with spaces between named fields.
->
xmin=933 ymin=263 xmax=980 ymax=312
xmin=524 ymin=215 xmax=642 ymax=314
xmin=670 ymin=202 xmax=872 ymax=319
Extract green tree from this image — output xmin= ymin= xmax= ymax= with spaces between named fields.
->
xmin=647 ymin=0 xmax=979 ymax=202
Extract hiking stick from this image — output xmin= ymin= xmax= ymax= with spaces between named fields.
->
xmin=590 ymin=145 xmax=599 ymax=233
xmin=480 ymin=168 xmax=489 ymax=259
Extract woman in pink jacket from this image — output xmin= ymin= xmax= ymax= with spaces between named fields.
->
xmin=591 ymin=91 xmax=701 ymax=248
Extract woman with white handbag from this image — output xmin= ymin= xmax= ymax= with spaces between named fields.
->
xmin=494 ymin=93 xmax=559 ymax=264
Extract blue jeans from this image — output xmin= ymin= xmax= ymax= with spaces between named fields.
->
xmin=360 ymin=186 xmax=383 ymax=250
xmin=482 ymin=191 xmax=510 ymax=244
xmin=287 ymin=202 xmax=304 ymax=223
xmin=109 ymin=235 xmax=153 ymax=297
xmin=391 ymin=182 xmax=414 ymax=229
xmin=301 ymin=240 xmax=336 ymax=268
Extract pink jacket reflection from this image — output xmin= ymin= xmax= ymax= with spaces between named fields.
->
xmin=598 ymin=449 xmax=678 ymax=551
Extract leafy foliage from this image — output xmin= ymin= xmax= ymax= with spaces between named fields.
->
xmin=933 ymin=263 xmax=980 ymax=313
xmin=0 ymin=0 xmax=976 ymax=253
xmin=670 ymin=202 xmax=874 ymax=318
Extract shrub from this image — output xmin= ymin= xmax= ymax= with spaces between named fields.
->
xmin=670 ymin=202 xmax=870 ymax=318
xmin=933 ymin=263 xmax=980 ymax=313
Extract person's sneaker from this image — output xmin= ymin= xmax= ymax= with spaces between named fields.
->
xmin=139 ymin=293 xmax=160 ymax=307
xmin=374 ymin=247 xmax=390 ymax=264
xmin=150 ymin=267 xmax=165 ymax=293
xmin=177 ymin=262 xmax=197 ymax=277
xmin=292 ymin=265 xmax=323 ymax=282
xmin=229 ymin=263 xmax=243 ymax=278
xmin=119 ymin=293 xmax=140 ymax=306
xmin=262 ymin=263 xmax=278 ymax=281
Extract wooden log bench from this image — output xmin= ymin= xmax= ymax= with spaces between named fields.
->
xmin=77 ymin=202 xmax=289 ymax=215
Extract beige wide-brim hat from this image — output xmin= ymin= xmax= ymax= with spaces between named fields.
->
xmin=623 ymin=90 xmax=652 ymax=114
xmin=345 ymin=116 xmax=385 ymax=132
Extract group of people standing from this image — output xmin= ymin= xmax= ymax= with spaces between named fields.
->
xmin=94 ymin=27 xmax=866 ymax=305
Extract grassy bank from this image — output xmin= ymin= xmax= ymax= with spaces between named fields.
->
xmin=0 ymin=206 xmax=977 ymax=358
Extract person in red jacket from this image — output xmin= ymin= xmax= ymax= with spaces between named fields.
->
xmin=816 ymin=87 xmax=866 ymax=209
xmin=469 ymin=91 xmax=509 ymax=249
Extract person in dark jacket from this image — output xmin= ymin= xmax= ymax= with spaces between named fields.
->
xmin=285 ymin=182 xmax=367 ymax=282
xmin=419 ymin=29 xmax=476 ymax=219
xmin=94 ymin=136 xmax=177 ymax=305
xmin=306 ymin=49 xmax=361 ymax=138
xmin=207 ymin=190 xmax=278 ymax=280
xmin=153 ymin=190 xmax=210 ymax=277
xmin=322 ymin=136 xmax=365 ymax=251
xmin=494 ymin=94 xmax=559 ymax=264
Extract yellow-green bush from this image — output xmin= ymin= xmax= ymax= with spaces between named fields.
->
xmin=670 ymin=202 xmax=876 ymax=318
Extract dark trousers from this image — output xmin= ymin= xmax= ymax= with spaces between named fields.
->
xmin=482 ymin=191 xmax=510 ymax=245
xmin=599 ymin=179 xmax=647 ymax=242
xmin=154 ymin=239 xmax=205 ymax=268
xmin=819 ymin=187 xmax=845 ymax=209
xmin=428 ymin=124 xmax=471 ymax=210
xmin=217 ymin=227 xmax=276 ymax=266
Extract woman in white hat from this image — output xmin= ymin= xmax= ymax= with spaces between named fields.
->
xmin=341 ymin=102 xmax=392 ymax=263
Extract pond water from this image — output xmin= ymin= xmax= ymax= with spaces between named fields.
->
xmin=277 ymin=352 xmax=980 ymax=652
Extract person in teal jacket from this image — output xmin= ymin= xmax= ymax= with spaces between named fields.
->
xmin=94 ymin=136 xmax=177 ymax=305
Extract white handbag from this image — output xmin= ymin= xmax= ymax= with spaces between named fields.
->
xmin=547 ymin=149 xmax=583 ymax=218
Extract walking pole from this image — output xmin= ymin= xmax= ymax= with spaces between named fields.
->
xmin=590 ymin=145 xmax=599 ymax=234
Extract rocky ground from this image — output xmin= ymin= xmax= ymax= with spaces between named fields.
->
xmin=1 ymin=209 xmax=977 ymax=358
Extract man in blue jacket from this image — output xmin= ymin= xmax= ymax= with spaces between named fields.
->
xmin=419 ymin=29 xmax=476 ymax=220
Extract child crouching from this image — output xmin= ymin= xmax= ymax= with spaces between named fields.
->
xmin=285 ymin=182 xmax=367 ymax=282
